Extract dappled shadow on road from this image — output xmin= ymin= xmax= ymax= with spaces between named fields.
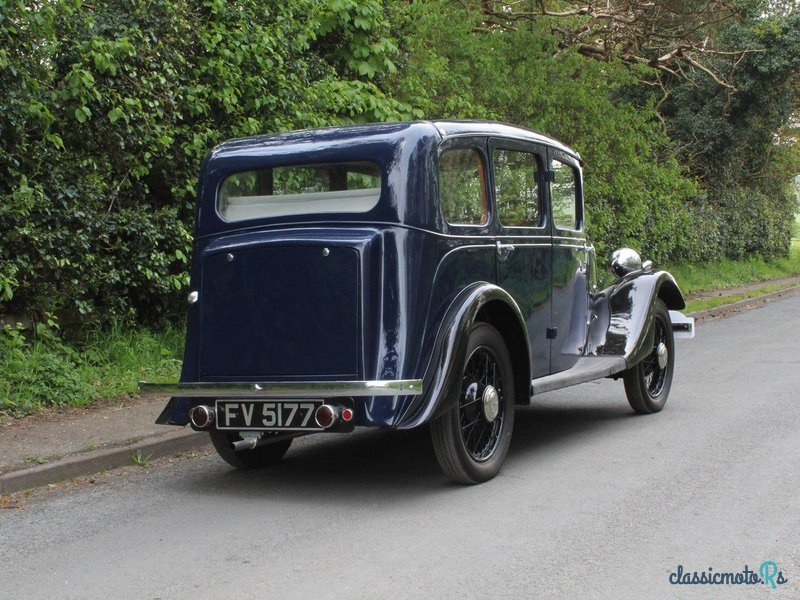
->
xmin=170 ymin=397 xmax=636 ymax=504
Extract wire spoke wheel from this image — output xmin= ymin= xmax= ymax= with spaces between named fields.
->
xmin=430 ymin=322 xmax=515 ymax=484
xmin=623 ymin=299 xmax=675 ymax=414
xmin=645 ymin=318 xmax=669 ymax=397
xmin=459 ymin=347 xmax=505 ymax=462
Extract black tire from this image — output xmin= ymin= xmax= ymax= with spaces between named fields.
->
xmin=623 ymin=299 xmax=674 ymax=414
xmin=430 ymin=322 xmax=515 ymax=484
xmin=209 ymin=429 xmax=292 ymax=470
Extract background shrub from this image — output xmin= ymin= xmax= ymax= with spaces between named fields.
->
xmin=0 ymin=0 xmax=797 ymax=331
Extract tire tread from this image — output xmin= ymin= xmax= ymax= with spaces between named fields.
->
xmin=430 ymin=322 xmax=514 ymax=484
xmin=623 ymin=299 xmax=674 ymax=414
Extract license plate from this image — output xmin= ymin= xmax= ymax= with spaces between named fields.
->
xmin=215 ymin=400 xmax=324 ymax=431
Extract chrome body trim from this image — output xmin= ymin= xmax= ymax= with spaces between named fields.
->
xmin=669 ymin=310 xmax=695 ymax=339
xmin=138 ymin=379 xmax=423 ymax=398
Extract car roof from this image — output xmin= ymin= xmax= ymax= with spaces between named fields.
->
xmin=213 ymin=120 xmax=580 ymax=163
xmin=430 ymin=120 xmax=581 ymax=161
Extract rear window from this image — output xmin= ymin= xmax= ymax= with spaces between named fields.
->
xmin=218 ymin=161 xmax=381 ymax=222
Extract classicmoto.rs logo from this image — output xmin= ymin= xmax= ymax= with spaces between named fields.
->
xmin=668 ymin=561 xmax=788 ymax=589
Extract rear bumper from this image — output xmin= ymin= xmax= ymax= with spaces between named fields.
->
xmin=144 ymin=380 xmax=424 ymax=428
xmin=138 ymin=379 xmax=423 ymax=398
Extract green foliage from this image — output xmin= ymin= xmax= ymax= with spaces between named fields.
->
xmin=131 ymin=449 xmax=153 ymax=467
xmin=0 ymin=0 xmax=406 ymax=325
xmin=657 ymin=7 xmax=800 ymax=260
xmin=675 ymin=185 xmax=795 ymax=262
xmin=1 ymin=0 xmax=798 ymax=342
xmin=0 ymin=319 xmax=183 ymax=416
xmin=311 ymin=0 xmax=398 ymax=78
xmin=794 ymin=209 xmax=800 ymax=239
xmin=385 ymin=1 xmax=698 ymax=263
xmin=665 ymin=240 xmax=800 ymax=296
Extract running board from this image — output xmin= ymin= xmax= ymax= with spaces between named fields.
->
xmin=531 ymin=357 xmax=628 ymax=396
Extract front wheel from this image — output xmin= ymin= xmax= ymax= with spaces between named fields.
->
xmin=430 ymin=322 xmax=515 ymax=484
xmin=623 ymin=299 xmax=675 ymax=414
xmin=209 ymin=429 xmax=292 ymax=469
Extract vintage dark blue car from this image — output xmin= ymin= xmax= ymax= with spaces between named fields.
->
xmin=141 ymin=121 xmax=694 ymax=484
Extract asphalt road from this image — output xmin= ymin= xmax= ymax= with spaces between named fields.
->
xmin=2 ymin=297 xmax=799 ymax=599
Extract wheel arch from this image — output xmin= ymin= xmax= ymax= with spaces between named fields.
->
xmin=589 ymin=270 xmax=687 ymax=366
xmin=656 ymin=276 xmax=685 ymax=311
xmin=395 ymin=283 xmax=530 ymax=428
xmin=475 ymin=300 xmax=532 ymax=406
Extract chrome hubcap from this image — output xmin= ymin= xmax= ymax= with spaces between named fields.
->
xmin=656 ymin=342 xmax=668 ymax=370
xmin=482 ymin=385 xmax=499 ymax=423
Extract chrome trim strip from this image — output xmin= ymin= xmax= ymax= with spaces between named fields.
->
xmin=138 ymin=379 xmax=423 ymax=398
xmin=669 ymin=310 xmax=695 ymax=339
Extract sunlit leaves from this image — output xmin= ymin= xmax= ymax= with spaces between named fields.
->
xmin=0 ymin=0 xmax=414 ymax=326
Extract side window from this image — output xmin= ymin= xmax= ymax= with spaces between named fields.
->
xmin=494 ymin=148 xmax=540 ymax=227
xmin=551 ymin=159 xmax=579 ymax=230
xmin=439 ymin=148 xmax=487 ymax=226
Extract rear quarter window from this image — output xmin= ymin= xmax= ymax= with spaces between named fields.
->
xmin=438 ymin=148 xmax=488 ymax=226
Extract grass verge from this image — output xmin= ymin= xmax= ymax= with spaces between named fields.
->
xmin=665 ymin=240 xmax=800 ymax=296
xmin=684 ymin=281 xmax=798 ymax=313
xmin=0 ymin=322 xmax=183 ymax=417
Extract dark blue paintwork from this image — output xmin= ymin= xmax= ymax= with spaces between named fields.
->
xmin=163 ymin=120 xmax=685 ymax=430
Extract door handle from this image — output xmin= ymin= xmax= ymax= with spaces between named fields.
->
xmin=496 ymin=241 xmax=515 ymax=261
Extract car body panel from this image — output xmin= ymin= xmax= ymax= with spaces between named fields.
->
xmin=141 ymin=120 xmax=688 ymax=430
xmin=586 ymin=269 xmax=686 ymax=364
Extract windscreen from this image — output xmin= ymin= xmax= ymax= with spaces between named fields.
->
xmin=218 ymin=161 xmax=381 ymax=222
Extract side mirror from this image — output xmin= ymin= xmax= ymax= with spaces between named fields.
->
xmin=610 ymin=248 xmax=642 ymax=278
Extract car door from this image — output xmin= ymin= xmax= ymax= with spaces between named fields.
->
xmin=489 ymin=138 xmax=552 ymax=379
xmin=547 ymin=149 xmax=590 ymax=374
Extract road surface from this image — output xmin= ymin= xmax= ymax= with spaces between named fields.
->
xmin=2 ymin=296 xmax=798 ymax=599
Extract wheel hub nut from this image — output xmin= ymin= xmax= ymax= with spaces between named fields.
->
xmin=482 ymin=385 xmax=500 ymax=423
xmin=656 ymin=342 xmax=668 ymax=369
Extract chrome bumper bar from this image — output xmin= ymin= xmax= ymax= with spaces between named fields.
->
xmin=138 ymin=379 xmax=423 ymax=398
xmin=669 ymin=310 xmax=695 ymax=339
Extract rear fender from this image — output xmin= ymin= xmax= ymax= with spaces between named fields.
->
xmin=587 ymin=270 xmax=686 ymax=365
xmin=395 ymin=283 xmax=530 ymax=429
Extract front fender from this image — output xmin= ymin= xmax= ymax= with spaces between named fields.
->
xmin=394 ymin=282 xmax=529 ymax=429
xmin=587 ymin=270 xmax=686 ymax=365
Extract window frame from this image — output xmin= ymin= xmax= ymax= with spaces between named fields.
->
xmin=436 ymin=138 xmax=493 ymax=235
xmin=488 ymin=138 xmax=548 ymax=235
xmin=548 ymin=150 xmax=584 ymax=234
xmin=215 ymin=160 xmax=384 ymax=224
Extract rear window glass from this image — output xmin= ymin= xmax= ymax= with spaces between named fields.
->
xmin=219 ymin=162 xmax=381 ymax=222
